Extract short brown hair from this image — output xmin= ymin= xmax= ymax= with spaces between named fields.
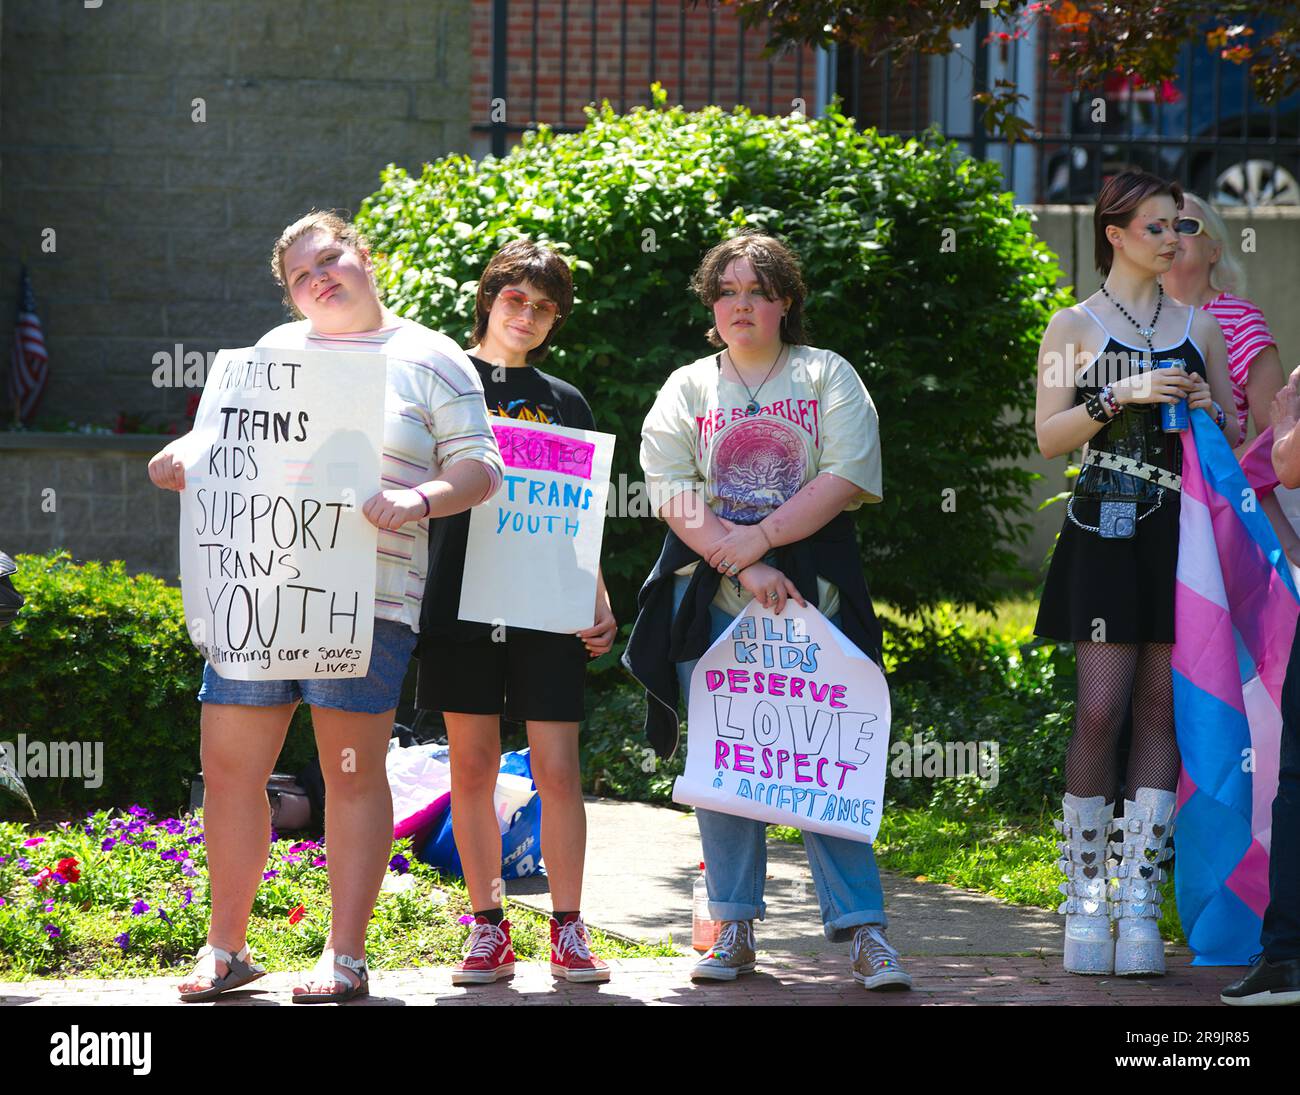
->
xmin=1094 ymin=171 xmax=1183 ymax=275
xmin=472 ymin=240 xmax=575 ymax=364
xmin=689 ymin=231 xmax=807 ymax=347
xmin=270 ymin=209 xmax=371 ymax=317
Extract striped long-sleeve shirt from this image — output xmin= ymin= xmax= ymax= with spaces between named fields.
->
xmin=1202 ymin=292 xmax=1279 ymax=435
xmin=256 ymin=318 xmax=504 ymax=632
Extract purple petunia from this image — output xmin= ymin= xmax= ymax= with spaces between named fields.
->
xmin=181 ymin=888 xmax=193 ymax=908
xmin=115 ymin=932 xmax=130 ymax=951
xmin=101 ymin=838 xmax=117 ymax=852
xmin=186 ymin=835 xmax=204 ymax=845
xmin=280 ymin=854 xmax=302 ymax=865
xmin=43 ymin=898 xmax=54 ymax=913
xmin=44 ymin=924 xmax=60 ymax=938
xmin=158 ymin=908 xmax=172 ymax=926
xmin=388 ymin=854 xmax=410 ymax=875
xmin=289 ymin=840 xmax=321 ymax=853
xmin=161 ymin=819 xmax=185 ymax=835
xmin=181 ymin=860 xmax=197 ymax=878
xmin=140 ymin=841 xmax=157 ymax=851
xmin=262 ymin=870 xmax=279 ymax=881
xmin=15 ymin=856 xmax=31 ymax=871
xmin=131 ymin=900 xmax=150 ymax=916
xmin=458 ymin=914 xmax=475 ymax=925
xmin=128 ymin=805 xmax=154 ymax=821
xmin=160 ymin=849 xmax=182 ymax=862
xmin=311 ymin=856 xmax=327 ymax=868
xmin=22 ymin=837 xmax=44 ymax=847
xmin=0 ymin=855 xmax=7 ymax=865
xmin=0 ymin=897 xmax=6 ymax=907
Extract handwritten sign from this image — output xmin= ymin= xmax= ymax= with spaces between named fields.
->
xmin=459 ymin=419 xmax=615 ymax=634
xmin=673 ymin=600 xmax=890 ymax=843
xmin=178 ymin=347 xmax=385 ymax=680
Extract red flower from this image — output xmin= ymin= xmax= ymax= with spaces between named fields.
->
xmin=57 ymin=858 xmax=81 ymax=883
xmin=288 ymin=903 xmax=306 ymax=925
xmin=32 ymin=868 xmax=55 ymax=889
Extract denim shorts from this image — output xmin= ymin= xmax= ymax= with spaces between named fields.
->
xmin=197 ymin=619 xmax=418 ymax=714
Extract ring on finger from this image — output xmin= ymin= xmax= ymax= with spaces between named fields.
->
xmin=767 ymin=591 xmax=778 ymax=602
xmin=727 ymin=563 xmax=740 ymax=575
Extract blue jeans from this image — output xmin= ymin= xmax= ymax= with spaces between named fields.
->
xmin=671 ymin=574 xmax=888 ymax=941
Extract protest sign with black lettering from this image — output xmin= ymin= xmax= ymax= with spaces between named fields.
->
xmin=673 ymin=600 xmax=890 ymax=843
xmin=458 ymin=418 xmax=615 ymax=634
xmin=178 ymin=347 xmax=385 ymax=679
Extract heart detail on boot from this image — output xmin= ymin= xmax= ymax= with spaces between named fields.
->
xmin=1082 ymin=900 xmax=1101 ymax=916
xmin=1083 ymin=866 xmax=1098 ymax=878
xmin=1145 ymin=847 xmax=1158 ymax=861
xmin=1152 ymin=825 xmax=1166 ymax=837
xmin=1081 ymin=852 xmax=1096 ymax=864
xmin=1082 ymin=829 xmax=1097 ymax=841
xmin=1140 ymin=866 xmax=1154 ymax=878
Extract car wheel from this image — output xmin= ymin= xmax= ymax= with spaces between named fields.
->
xmin=1210 ymin=159 xmax=1300 ymax=206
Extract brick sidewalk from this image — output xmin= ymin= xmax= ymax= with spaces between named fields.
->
xmin=0 ymin=954 xmax=1238 ymax=1006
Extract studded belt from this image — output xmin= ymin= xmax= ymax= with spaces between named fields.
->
xmin=1081 ymin=449 xmax=1182 ymax=493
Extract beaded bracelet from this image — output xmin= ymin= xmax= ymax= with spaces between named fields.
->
xmin=1100 ymin=385 xmax=1121 ymax=418
xmin=1213 ymin=402 xmax=1227 ymax=431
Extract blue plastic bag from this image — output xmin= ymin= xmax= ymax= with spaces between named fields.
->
xmin=416 ymin=747 xmax=545 ymax=880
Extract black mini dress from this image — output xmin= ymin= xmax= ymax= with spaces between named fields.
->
xmin=1034 ymin=305 xmax=1207 ymax=644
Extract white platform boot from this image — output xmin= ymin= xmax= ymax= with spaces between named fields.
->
xmin=1055 ymin=793 xmax=1116 ymax=974
xmin=1109 ymin=787 xmax=1176 ymax=976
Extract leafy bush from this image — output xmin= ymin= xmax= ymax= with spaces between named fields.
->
xmin=357 ymin=86 xmax=1071 ymax=615
xmin=0 ymin=553 xmax=316 ymax=816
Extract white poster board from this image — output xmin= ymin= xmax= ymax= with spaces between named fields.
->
xmin=178 ymin=347 xmax=385 ymax=680
xmin=458 ymin=418 xmax=614 ymax=634
xmin=673 ymin=600 xmax=890 ymax=843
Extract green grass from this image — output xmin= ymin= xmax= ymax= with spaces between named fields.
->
xmin=768 ymin=806 xmax=1186 ymax=946
xmin=876 ymin=593 xmax=1041 ymax=639
xmin=0 ymin=808 xmax=676 ymax=981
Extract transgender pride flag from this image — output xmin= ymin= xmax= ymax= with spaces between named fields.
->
xmin=1173 ymin=413 xmax=1298 ymax=965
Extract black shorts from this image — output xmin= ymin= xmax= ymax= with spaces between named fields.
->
xmin=416 ymin=626 xmax=588 ymax=723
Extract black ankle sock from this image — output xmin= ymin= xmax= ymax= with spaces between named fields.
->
xmin=554 ymin=910 xmax=579 ymax=923
xmin=474 ymin=907 xmax=504 ymax=925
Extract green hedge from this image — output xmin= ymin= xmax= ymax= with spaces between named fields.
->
xmin=0 ymin=553 xmax=316 ymax=816
xmin=357 ymin=87 xmax=1072 ymax=616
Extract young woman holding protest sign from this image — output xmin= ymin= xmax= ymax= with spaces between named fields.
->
xmin=417 ymin=240 xmax=617 ymax=984
xmin=623 ymin=230 xmax=910 ymax=990
xmin=1033 ymin=172 xmax=1236 ymax=977
xmin=149 ymin=210 xmax=504 ymax=1003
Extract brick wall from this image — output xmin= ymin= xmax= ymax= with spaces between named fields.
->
xmin=0 ymin=434 xmax=180 ymax=577
xmin=469 ymin=0 xmax=820 ymax=154
xmin=0 ymin=0 xmax=471 ymax=430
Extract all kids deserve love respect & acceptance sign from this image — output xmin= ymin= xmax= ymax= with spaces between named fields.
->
xmin=177 ymin=347 xmax=385 ymax=680
xmin=673 ymin=600 xmax=890 ymax=842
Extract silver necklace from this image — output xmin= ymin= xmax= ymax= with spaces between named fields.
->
xmin=724 ymin=345 xmax=786 ymax=415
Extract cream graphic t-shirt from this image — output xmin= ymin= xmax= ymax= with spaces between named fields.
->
xmin=640 ymin=344 xmax=882 ymax=617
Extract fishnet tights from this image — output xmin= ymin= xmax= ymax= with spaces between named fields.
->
xmin=1065 ymin=642 xmax=1180 ymax=800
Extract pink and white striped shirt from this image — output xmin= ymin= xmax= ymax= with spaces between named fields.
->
xmin=1202 ymin=292 xmax=1278 ymax=435
xmin=257 ymin=318 xmax=503 ymax=633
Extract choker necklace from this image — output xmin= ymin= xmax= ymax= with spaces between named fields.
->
xmin=724 ymin=345 xmax=786 ymax=415
xmin=1101 ymin=281 xmax=1163 ymax=356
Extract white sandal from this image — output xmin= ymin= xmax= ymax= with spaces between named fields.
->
xmin=178 ymin=943 xmax=267 ymax=1002
xmin=291 ymin=948 xmax=369 ymax=1004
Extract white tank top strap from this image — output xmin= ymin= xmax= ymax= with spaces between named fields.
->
xmin=1077 ymin=302 xmax=1109 ymax=337
xmin=1183 ymin=303 xmax=1196 ymax=339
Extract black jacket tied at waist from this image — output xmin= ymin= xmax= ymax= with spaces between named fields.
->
xmin=620 ymin=510 xmax=883 ymax=760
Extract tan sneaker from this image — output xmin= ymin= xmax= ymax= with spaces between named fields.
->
xmin=690 ymin=920 xmax=757 ymax=982
xmin=851 ymin=925 xmax=912 ymax=990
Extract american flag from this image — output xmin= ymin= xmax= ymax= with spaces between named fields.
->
xmin=9 ymin=266 xmax=49 ymax=425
